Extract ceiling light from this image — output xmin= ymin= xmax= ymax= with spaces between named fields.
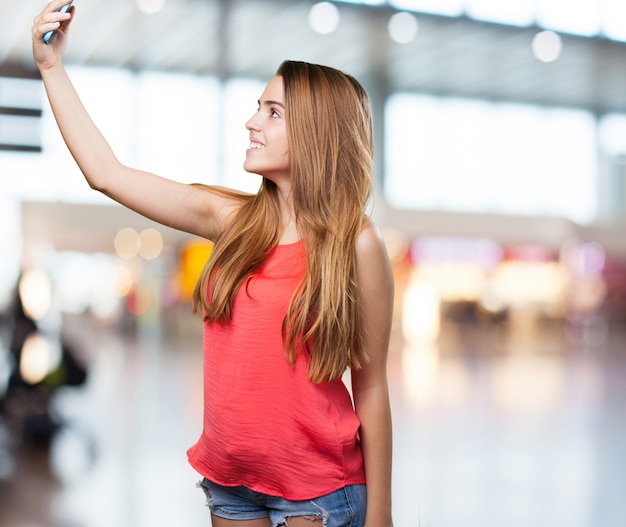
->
xmin=532 ymin=30 xmax=562 ymax=63
xmin=136 ymin=0 xmax=166 ymax=15
xmin=388 ymin=12 xmax=418 ymax=44
xmin=309 ymin=2 xmax=340 ymax=34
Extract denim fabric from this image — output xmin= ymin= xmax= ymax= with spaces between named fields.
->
xmin=198 ymin=478 xmax=367 ymax=527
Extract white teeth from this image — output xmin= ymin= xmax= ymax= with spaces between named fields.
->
xmin=249 ymin=142 xmax=264 ymax=150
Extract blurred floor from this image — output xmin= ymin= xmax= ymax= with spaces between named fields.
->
xmin=1 ymin=310 xmax=626 ymax=527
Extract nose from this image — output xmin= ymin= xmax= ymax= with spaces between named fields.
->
xmin=246 ymin=112 xmax=261 ymax=132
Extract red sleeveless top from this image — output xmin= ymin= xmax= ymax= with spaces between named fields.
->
xmin=187 ymin=241 xmax=365 ymax=500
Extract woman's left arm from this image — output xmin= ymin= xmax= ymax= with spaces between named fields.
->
xmin=352 ymin=221 xmax=395 ymax=527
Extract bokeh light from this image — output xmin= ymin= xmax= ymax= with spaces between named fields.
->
xmin=136 ymin=0 xmax=166 ymax=15
xmin=18 ymin=268 xmax=52 ymax=320
xmin=388 ymin=12 xmax=419 ymax=43
xmin=309 ymin=2 xmax=341 ymax=34
xmin=114 ymin=264 xmax=135 ymax=297
xmin=125 ymin=284 xmax=152 ymax=316
xmin=138 ymin=228 xmax=163 ymax=260
xmin=532 ymin=30 xmax=563 ymax=62
xmin=114 ymin=228 xmax=140 ymax=260
xmin=402 ymin=278 xmax=441 ymax=345
xmin=19 ymin=334 xmax=59 ymax=385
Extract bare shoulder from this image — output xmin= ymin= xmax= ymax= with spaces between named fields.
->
xmin=355 ymin=220 xmax=390 ymax=263
xmin=355 ymin=220 xmax=394 ymax=292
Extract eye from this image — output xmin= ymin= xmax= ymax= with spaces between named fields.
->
xmin=270 ymin=108 xmax=281 ymax=118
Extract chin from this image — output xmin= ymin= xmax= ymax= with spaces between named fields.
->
xmin=243 ymin=161 xmax=260 ymax=174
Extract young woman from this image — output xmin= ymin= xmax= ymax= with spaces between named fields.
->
xmin=32 ymin=3 xmax=394 ymax=527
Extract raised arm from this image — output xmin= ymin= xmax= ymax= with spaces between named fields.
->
xmin=31 ymin=1 xmax=235 ymax=240
xmin=352 ymin=221 xmax=395 ymax=527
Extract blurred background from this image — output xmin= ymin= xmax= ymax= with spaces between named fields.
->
xmin=1 ymin=0 xmax=626 ymax=526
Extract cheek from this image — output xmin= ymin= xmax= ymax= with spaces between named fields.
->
xmin=282 ymin=136 xmax=290 ymax=157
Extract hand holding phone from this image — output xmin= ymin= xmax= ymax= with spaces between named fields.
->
xmin=43 ymin=1 xmax=74 ymax=44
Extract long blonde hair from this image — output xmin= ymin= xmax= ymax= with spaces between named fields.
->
xmin=192 ymin=60 xmax=374 ymax=383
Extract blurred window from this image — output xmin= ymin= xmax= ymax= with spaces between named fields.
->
xmin=334 ymin=0 xmax=386 ymax=4
xmin=135 ymin=72 xmax=218 ymax=185
xmin=390 ymin=0 xmax=464 ymax=17
xmin=351 ymin=0 xmax=625 ymax=41
xmin=465 ymin=0 xmax=534 ymax=27
xmin=39 ymin=67 xmax=136 ymax=203
xmin=599 ymin=114 xmax=626 ymax=156
xmin=8 ymin=68 xmax=261 ymax=200
xmin=385 ymin=93 xmax=598 ymax=224
xmin=536 ymin=0 xmax=600 ymax=37
xmin=221 ymin=78 xmax=266 ymax=194
xmin=601 ymin=0 xmax=626 ymax=41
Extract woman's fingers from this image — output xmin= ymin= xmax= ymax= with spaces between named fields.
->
xmin=33 ymin=2 xmax=73 ymax=40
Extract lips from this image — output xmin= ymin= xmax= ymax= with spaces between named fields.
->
xmin=248 ymin=136 xmax=265 ymax=150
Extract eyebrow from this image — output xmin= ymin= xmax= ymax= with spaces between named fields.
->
xmin=258 ymin=99 xmax=285 ymax=109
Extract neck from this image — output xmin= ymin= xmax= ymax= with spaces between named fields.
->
xmin=274 ymin=181 xmax=298 ymax=244
xmin=279 ymin=209 xmax=299 ymax=244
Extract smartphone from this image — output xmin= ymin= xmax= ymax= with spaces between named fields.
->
xmin=43 ymin=1 xmax=74 ymax=44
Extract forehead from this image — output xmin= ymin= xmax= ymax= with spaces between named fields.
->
xmin=260 ymin=75 xmax=284 ymax=102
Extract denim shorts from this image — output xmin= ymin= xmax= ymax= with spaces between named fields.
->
xmin=197 ymin=478 xmax=367 ymax=527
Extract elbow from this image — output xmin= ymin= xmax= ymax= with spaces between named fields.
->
xmin=85 ymin=173 xmax=107 ymax=194
xmin=81 ymin=159 xmax=122 ymax=194
xmin=86 ymin=178 xmax=102 ymax=192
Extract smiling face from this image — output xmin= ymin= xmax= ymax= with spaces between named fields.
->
xmin=243 ymin=76 xmax=290 ymax=184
